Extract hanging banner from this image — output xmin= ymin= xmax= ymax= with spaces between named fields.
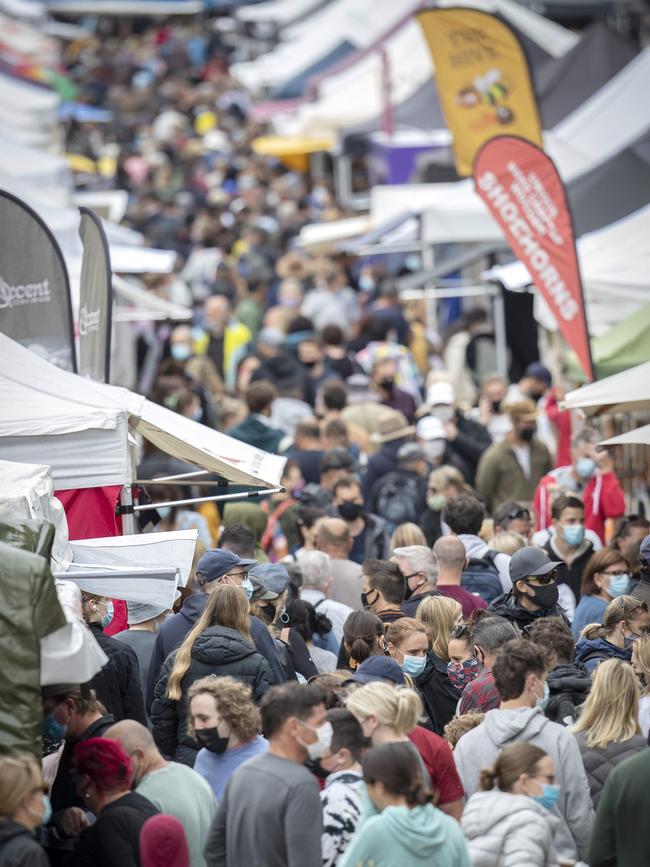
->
xmin=417 ymin=8 xmax=542 ymax=177
xmin=474 ymin=135 xmax=594 ymax=381
xmin=0 ymin=190 xmax=76 ymax=372
xmin=78 ymin=207 xmax=113 ymax=383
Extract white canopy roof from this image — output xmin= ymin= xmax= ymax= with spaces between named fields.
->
xmin=563 ymin=360 xmax=650 ymax=416
xmin=231 ymin=0 xmax=422 ymax=93
xmin=0 ymin=333 xmax=286 ymax=490
xmin=237 ymin=0 xmax=324 ymax=25
xmin=600 ymin=424 xmax=650 ymax=448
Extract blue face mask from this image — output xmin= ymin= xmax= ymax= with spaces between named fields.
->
xmin=43 ymin=711 xmax=67 ymax=742
xmin=608 ymin=574 xmax=630 ymax=597
xmin=170 ymin=343 xmax=191 ymax=361
xmin=575 ymin=457 xmax=597 ymax=479
xmin=41 ymin=794 xmax=52 ymax=826
xmin=157 ymin=505 xmax=172 ymax=520
xmin=562 ymin=524 xmax=585 ymax=547
xmin=241 ymin=577 xmax=254 ymax=601
xmin=401 ymin=654 xmax=426 ymax=678
xmin=536 ymin=680 xmax=550 ymax=711
xmin=531 ymin=783 xmax=561 ymax=811
xmin=101 ymin=600 xmax=114 ymax=629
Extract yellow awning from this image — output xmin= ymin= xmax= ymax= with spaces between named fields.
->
xmin=251 ymin=135 xmax=335 ymax=171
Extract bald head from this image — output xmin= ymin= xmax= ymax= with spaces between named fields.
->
xmin=105 ymin=719 xmax=156 ymax=754
xmin=317 ymin=517 xmax=352 ymax=556
xmin=433 ymin=536 xmax=467 ymax=577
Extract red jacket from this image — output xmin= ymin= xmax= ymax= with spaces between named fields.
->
xmin=545 ymin=390 xmax=572 ymax=468
xmin=534 ymin=466 xmax=625 ymax=543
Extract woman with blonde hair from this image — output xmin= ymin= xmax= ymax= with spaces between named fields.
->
xmin=487 ymin=531 xmax=527 ymax=557
xmin=572 ymin=658 xmax=646 ymax=806
xmin=389 ymin=523 xmax=427 ymax=552
xmin=0 ymin=753 xmax=50 ymax=865
xmin=386 ymin=618 xmax=458 ymax=736
xmin=416 ymin=595 xmax=463 ymax=662
xmin=420 ymin=464 xmax=471 ymax=546
xmin=151 ymin=584 xmax=272 ymax=766
xmin=346 ymin=682 xmax=464 ymax=820
xmin=632 ymin=633 xmax=650 ymax=737
xmin=461 ymin=742 xmax=560 ymax=866
xmin=574 ymin=595 xmax=650 ymax=673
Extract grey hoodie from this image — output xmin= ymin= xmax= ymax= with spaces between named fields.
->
xmin=453 ymin=706 xmax=593 ymax=861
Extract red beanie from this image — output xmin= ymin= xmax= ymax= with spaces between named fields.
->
xmin=140 ymin=814 xmax=190 ymax=867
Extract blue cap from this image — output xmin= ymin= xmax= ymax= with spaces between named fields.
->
xmin=524 ymin=362 xmax=552 ymax=386
xmin=196 ymin=549 xmax=257 ymax=584
xmin=249 ymin=562 xmax=290 ymax=596
xmin=349 ymin=657 xmax=405 ymax=686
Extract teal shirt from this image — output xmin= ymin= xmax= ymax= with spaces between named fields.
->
xmin=338 ymin=789 xmax=471 ymax=867
xmin=137 ymin=762 xmax=217 ymax=867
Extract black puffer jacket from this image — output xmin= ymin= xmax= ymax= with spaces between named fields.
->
xmin=0 ymin=821 xmax=48 ymax=867
xmin=488 ymin=591 xmax=567 ymax=631
xmin=574 ymin=731 xmax=647 ymax=807
xmin=545 ymin=662 xmax=591 ymax=726
xmin=413 ymin=651 xmax=459 ymax=737
xmin=88 ymin=623 xmax=147 ymax=725
xmin=151 ymin=625 xmax=273 ymax=766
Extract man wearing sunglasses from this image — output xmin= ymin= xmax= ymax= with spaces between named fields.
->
xmin=493 ymin=501 xmax=532 ymax=542
xmin=489 ymin=547 xmax=566 ymax=631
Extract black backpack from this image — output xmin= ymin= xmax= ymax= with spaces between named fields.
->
xmin=461 ymin=550 xmax=502 ymax=604
xmin=373 ymin=472 xmax=420 ymax=531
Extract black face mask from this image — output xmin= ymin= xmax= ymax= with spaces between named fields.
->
xmin=194 ymin=727 xmax=230 ymax=755
xmin=302 ymin=359 xmax=318 ymax=370
xmin=260 ymin=603 xmax=277 ymax=624
xmin=361 ymin=589 xmax=378 ymax=610
xmin=523 ymin=581 xmax=559 ymax=610
xmin=490 ymin=400 xmax=502 ymax=414
xmin=338 ymin=502 xmax=364 ymax=522
xmin=518 ymin=427 xmax=535 ymax=442
xmin=528 ymin=390 xmax=545 ymax=402
xmin=304 ymin=758 xmax=330 ymax=780
xmin=378 ymin=378 xmax=394 ymax=392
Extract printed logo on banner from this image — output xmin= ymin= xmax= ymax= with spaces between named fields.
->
xmin=0 ymin=276 xmax=51 ymax=309
xmin=79 ymin=305 xmax=102 ymax=335
xmin=474 ymin=136 xmax=593 ymax=380
xmin=417 ymin=8 xmax=542 ymax=177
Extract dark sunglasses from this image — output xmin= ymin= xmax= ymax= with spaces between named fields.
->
xmin=506 ymin=507 xmax=531 ymax=522
xmin=523 ymin=571 xmax=557 ymax=586
xmin=450 ymin=624 xmax=470 ymax=639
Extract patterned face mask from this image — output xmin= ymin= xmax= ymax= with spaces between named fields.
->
xmin=447 ymin=657 xmax=480 ymax=690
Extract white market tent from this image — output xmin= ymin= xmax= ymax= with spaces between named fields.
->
xmin=231 ymin=0 xmax=423 ymax=93
xmin=0 ymin=333 xmax=286 ymax=490
xmin=272 ymin=0 xmax=578 ymax=139
xmin=563 ymin=361 xmax=650 ymax=417
xmin=600 ymin=425 xmax=650 ymax=447
xmin=236 ymin=0 xmax=325 ymax=26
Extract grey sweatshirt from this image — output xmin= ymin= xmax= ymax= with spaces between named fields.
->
xmin=204 ymin=751 xmax=322 ymax=867
xmin=453 ymin=706 xmax=593 ymax=861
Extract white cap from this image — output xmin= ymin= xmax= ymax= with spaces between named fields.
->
xmin=426 ymin=381 xmax=455 ymax=406
xmin=416 ymin=416 xmax=446 ymax=441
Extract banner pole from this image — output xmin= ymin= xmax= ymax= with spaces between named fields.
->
xmin=133 ymin=487 xmax=285 ymax=513
xmin=120 ymin=485 xmax=135 ymax=535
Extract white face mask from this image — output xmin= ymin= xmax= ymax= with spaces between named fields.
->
xmin=297 ymin=721 xmax=334 ymax=760
xmin=423 ymin=440 xmax=446 ymax=462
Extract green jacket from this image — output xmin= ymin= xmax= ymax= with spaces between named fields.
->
xmin=0 ymin=521 xmax=66 ymax=758
xmin=476 ymin=437 xmax=552 ymax=513
xmin=589 ymin=748 xmax=650 ymax=867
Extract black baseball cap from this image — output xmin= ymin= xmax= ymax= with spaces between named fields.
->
xmin=509 ymin=546 xmax=561 ymax=584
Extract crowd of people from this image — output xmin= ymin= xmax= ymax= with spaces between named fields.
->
xmin=2 ymin=11 xmax=650 ymax=867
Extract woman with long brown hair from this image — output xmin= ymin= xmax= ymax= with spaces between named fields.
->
xmin=572 ymin=548 xmax=632 ymax=639
xmin=151 ymin=584 xmax=272 ymax=766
